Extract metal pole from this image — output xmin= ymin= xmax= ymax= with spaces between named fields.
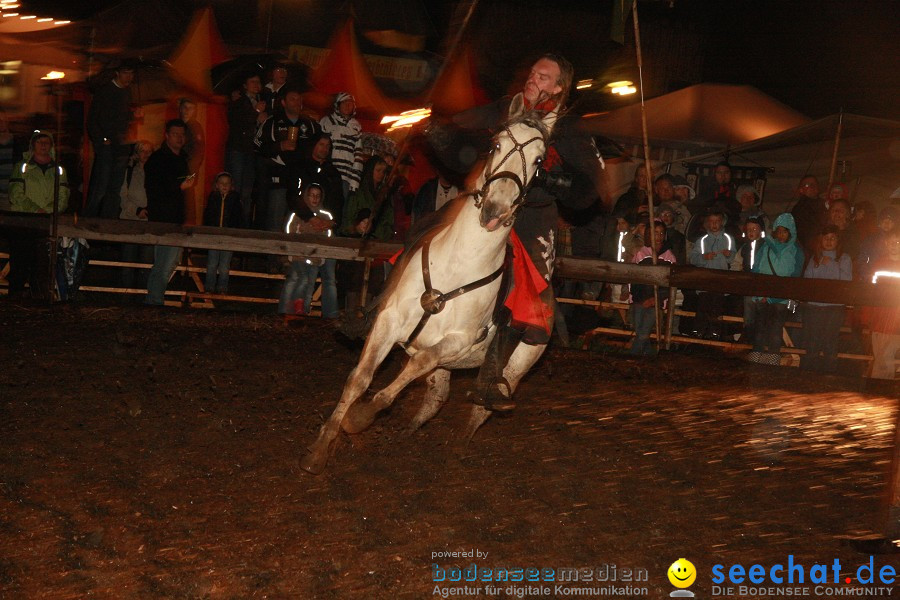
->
xmin=359 ymin=258 xmax=372 ymax=311
xmin=264 ymin=0 xmax=274 ymax=53
xmin=826 ymin=110 xmax=844 ymax=192
xmin=631 ymin=0 xmax=663 ymax=351
xmin=665 ymin=284 xmax=677 ymax=350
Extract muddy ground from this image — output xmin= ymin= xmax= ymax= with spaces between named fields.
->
xmin=1 ymin=301 xmax=898 ymax=599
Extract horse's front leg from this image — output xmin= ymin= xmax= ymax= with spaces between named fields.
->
xmin=408 ymin=367 xmax=451 ymax=433
xmin=300 ymin=313 xmax=400 ymax=474
xmin=341 ymin=334 xmax=469 ymax=434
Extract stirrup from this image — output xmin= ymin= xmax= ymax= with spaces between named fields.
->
xmin=471 ymin=377 xmax=515 ymax=412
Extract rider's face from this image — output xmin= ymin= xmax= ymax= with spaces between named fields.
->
xmin=524 ymin=58 xmax=562 ymax=105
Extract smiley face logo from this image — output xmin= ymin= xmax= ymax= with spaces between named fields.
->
xmin=668 ymin=558 xmax=696 ymax=588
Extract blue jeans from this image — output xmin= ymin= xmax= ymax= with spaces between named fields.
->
xmin=85 ymin=142 xmax=129 ymax=218
xmin=225 ymin=148 xmax=257 ymax=225
xmin=630 ymin=303 xmax=658 ymax=356
xmin=145 ymin=245 xmax=183 ymax=305
xmin=205 ymin=250 xmax=234 ymax=293
xmin=278 ymin=258 xmax=338 ymax=317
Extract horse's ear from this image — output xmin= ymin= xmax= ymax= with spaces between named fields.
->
xmin=542 ymin=108 xmax=559 ymax=131
xmin=508 ymin=92 xmax=525 ymax=120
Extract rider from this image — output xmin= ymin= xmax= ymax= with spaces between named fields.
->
xmin=450 ymin=53 xmax=602 ymax=412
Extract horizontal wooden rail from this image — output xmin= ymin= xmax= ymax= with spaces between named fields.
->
xmin=3 ymin=212 xmax=900 ymax=306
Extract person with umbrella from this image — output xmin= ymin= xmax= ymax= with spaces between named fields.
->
xmin=226 ymin=72 xmax=268 ymax=225
xmin=262 ymin=64 xmax=288 ymax=115
xmin=84 ymin=59 xmax=143 ymax=219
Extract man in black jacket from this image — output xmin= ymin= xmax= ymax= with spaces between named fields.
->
xmin=85 ymin=60 xmax=139 ymax=218
xmin=254 ymin=84 xmax=322 ymax=233
xmin=144 ymin=119 xmax=195 ymax=305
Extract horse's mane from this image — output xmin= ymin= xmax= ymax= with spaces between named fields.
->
xmin=504 ymin=109 xmax=554 ymax=140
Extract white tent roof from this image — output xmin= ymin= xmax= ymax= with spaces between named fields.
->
xmin=687 ymin=113 xmax=900 ymax=213
xmin=584 ymin=83 xmax=811 ymax=149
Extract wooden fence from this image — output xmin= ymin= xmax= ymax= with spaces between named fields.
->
xmin=2 ymin=212 xmax=898 ymax=375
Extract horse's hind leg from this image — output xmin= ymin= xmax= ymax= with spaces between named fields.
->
xmin=342 ymin=335 xmax=467 ymax=434
xmin=408 ymin=368 xmax=451 ymax=433
xmin=300 ymin=315 xmax=398 ymax=474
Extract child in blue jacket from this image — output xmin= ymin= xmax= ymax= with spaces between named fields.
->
xmin=748 ymin=212 xmax=805 ymax=364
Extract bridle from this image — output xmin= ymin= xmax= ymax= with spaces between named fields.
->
xmin=469 ymin=118 xmax=550 ymax=223
xmin=400 ymin=114 xmax=551 ymax=348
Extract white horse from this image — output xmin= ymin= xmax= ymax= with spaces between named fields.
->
xmin=300 ymin=93 xmax=557 ymax=474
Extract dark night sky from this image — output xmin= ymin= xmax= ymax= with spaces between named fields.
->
xmin=19 ymin=0 xmax=900 ymax=119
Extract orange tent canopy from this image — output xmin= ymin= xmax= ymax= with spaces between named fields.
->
xmin=426 ymin=45 xmax=489 ymax=116
xmin=308 ymin=19 xmax=409 ymax=121
xmin=168 ymin=7 xmax=230 ymax=98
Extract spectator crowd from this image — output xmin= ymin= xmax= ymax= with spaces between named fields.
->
xmin=2 ymin=59 xmax=898 ymax=379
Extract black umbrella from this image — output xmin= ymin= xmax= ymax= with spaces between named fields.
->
xmin=89 ymin=58 xmax=179 ymax=104
xmin=210 ymin=53 xmax=311 ymax=96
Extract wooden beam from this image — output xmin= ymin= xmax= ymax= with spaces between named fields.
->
xmin=4 ymin=212 xmax=899 ymax=306
xmin=669 ymin=265 xmax=900 ymax=307
xmin=555 ymin=256 xmax=670 ymax=286
xmin=0 ymin=213 xmax=401 ymax=261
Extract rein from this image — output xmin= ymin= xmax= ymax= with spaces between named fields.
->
xmin=401 ymin=234 xmax=511 ymax=348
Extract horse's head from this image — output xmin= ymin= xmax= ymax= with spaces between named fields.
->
xmin=476 ymin=92 xmax=558 ymax=232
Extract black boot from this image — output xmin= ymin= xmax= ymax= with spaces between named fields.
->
xmin=470 ymin=321 xmax=522 ymax=412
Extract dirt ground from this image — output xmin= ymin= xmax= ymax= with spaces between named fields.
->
xmin=1 ymin=301 xmax=898 ymax=599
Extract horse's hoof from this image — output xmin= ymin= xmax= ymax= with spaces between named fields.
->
xmin=341 ymin=402 xmax=379 ymax=434
xmin=406 ymin=419 xmax=426 ymax=436
xmin=299 ymin=451 xmax=328 ymax=475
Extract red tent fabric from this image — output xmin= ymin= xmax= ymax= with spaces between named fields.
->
xmin=308 ymin=19 xmax=407 ymax=122
xmin=427 ymin=45 xmax=489 ymax=116
xmin=169 ymin=8 xmax=230 ymax=98
xmin=166 ymin=8 xmax=231 ymax=224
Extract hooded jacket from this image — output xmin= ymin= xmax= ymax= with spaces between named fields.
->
xmin=689 ymin=226 xmax=735 ymax=270
xmin=752 ymin=212 xmax=805 ymax=304
xmin=9 ymin=132 xmax=69 ymax=213
xmin=319 ymin=92 xmax=362 ymax=191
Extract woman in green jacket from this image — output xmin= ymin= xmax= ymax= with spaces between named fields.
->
xmin=341 ymin=156 xmax=393 ymax=240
